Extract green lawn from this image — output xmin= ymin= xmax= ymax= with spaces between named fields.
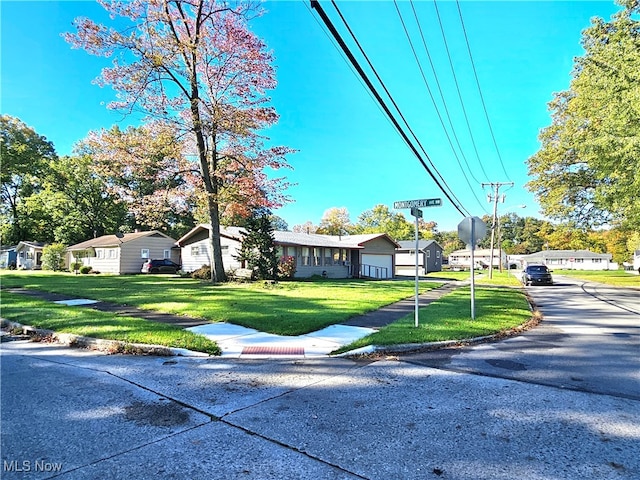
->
xmin=336 ymin=286 xmax=533 ymax=353
xmin=0 ymin=271 xmax=441 ymax=336
xmin=1 ymin=292 xmax=221 ymax=355
xmin=554 ymin=269 xmax=640 ymax=288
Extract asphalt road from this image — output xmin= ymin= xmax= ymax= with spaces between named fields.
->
xmin=1 ymin=275 xmax=638 ymax=479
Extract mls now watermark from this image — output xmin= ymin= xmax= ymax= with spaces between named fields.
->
xmin=4 ymin=460 xmax=63 ymax=473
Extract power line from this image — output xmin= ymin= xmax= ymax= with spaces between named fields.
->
xmin=455 ymin=0 xmax=511 ymax=181
xmin=310 ymin=0 xmax=470 ymax=217
xmin=432 ymin=0 xmax=490 ymax=182
xmin=328 ymin=0 xmax=467 ymax=213
xmin=395 ymin=0 xmax=488 ymax=212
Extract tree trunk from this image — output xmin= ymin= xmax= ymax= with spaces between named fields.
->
xmin=207 ymin=193 xmax=227 ymax=283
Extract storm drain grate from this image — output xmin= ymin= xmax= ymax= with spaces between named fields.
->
xmin=242 ymin=346 xmax=304 ymax=355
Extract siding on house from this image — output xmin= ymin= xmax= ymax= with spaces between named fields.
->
xmin=449 ymin=248 xmax=506 ymax=269
xmin=67 ymin=231 xmax=178 ymax=274
xmin=521 ymin=250 xmax=618 ymax=271
xmin=177 ymin=225 xmax=399 ymax=279
xmin=396 ymin=240 xmax=443 ymax=274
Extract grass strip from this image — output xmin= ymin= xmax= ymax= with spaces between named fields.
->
xmin=553 ymin=269 xmax=640 ymax=288
xmin=1 ymin=292 xmax=221 ymax=355
xmin=0 ymin=272 xmax=441 ymax=335
xmin=336 ymin=286 xmax=532 ymax=353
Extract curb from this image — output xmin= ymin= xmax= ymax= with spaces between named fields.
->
xmin=0 ymin=319 xmax=210 ymax=357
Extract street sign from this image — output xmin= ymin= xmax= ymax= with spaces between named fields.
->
xmin=394 ymin=198 xmax=442 ymax=209
xmin=458 ymin=216 xmax=487 ymax=247
xmin=410 ymin=207 xmax=423 ymax=218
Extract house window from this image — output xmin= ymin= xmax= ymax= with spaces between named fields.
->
xmin=426 ymin=250 xmax=431 ymax=258
xmin=108 ymin=249 xmax=117 ymax=259
xmin=341 ymin=249 xmax=348 ymax=263
xmin=324 ymin=248 xmax=332 ymax=266
xmin=301 ymin=247 xmax=310 ymax=266
xmin=276 ymin=246 xmax=284 ymax=258
xmin=436 ymin=251 xmax=440 ymax=258
xmin=141 ymin=249 xmax=150 ymax=259
xmin=163 ymin=250 xmax=171 ymax=259
xmin=313 ymin=248 xmax=322 ymax=266
xmin=593 ymin=258 xmax=602 ymax=263
xmin=575 ymin=258 xmax=584 ymax=263
xmin=97 ymin=249 xmax=104 ymax=259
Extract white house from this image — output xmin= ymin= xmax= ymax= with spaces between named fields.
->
xmin=395 ymin=240 xmax=444 ymax=275
xmin=67 ymin=231 xmax=179 ymax=274
xmin=448 ymin=248 xmax=506 ymax=270
xmin=521 ymin=249 xmax=618 ymax=271
xmin=177 ymin=225 xmax=400 ymax=279
xmin=634 ymin=250 xmax=640 ymax=273
xmin=15 ymin=241 xmax=45 ymax=270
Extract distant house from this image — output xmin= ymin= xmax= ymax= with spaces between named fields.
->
xmin=395 ymin=240 xmax=443 ymax=275
xmin=15 ymin=241 xmax=46 ymax=270
xmin=0 ymin=245 xmax=17 ymax=269
xmin=521 ymin=250 xmax=618 ymax=271
xmin=448 ymin=248 xmax=507 ymax=270
xmin=67 ymin=231 xmax=179 ymax=274
xmin=634 ymin=250 xmax=640 ymax=273
xmin=177 ymin=225 xmax=399 ymax=279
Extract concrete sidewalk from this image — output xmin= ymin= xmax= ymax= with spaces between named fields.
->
xmin=187 ymin=281 xmax=463 ymax=358
xmin=6 ymin=281 xmax=463 ymax=358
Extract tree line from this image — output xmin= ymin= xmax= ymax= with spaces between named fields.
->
xmin=292 ymin=206 xmax=639 ymax=265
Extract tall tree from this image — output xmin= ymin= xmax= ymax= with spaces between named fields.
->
xmin=317 ymin=207 xmax=352 ymax=236
xmin=0 ymin=115 xmax=56 ymax=244
xmin=79 ymin=123 xmax=197 ymax=234
xmin=65 ymin=0 xmax=294 ymax=282
xmin=527 ymin=0 xmax=640 ymax=229
xmin=353 ymin=204 xmax=413 ymax=241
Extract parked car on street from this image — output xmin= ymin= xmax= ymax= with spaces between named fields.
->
xmin=521 ymin=264 xmax=553 ymax=286
xmin=141 ymin=259 xmax=181 ymax=274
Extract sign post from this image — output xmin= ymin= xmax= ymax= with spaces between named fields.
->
xmin=394 ymin=198 xmax=442 ymax=327
xmin=458 ymin=216 xmax=487 ymax=320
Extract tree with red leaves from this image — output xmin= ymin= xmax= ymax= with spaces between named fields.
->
xmin=65 ymin=0 xmax=294 ymax=282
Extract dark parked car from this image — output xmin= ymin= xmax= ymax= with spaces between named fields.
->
xmin=521 ymin=264 xmax=553 ymax=286
xmin=141 ymin=259 xmax=181 ymax=274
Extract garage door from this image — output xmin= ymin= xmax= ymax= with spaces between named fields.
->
xmin=360 ymin=254 xmax=393 ymax=279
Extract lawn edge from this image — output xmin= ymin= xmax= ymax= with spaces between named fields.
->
xmin=0 ymin=318 xmax=211 ymax=358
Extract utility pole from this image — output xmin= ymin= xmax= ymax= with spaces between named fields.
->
xmin=482 ymin=182 xmax=513 ymax=279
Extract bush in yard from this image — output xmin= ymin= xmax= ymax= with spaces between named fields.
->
xmin=80 ymin=265 xmax=92 ymax=274
xmin=42 ymin=243 xmax=67 ymax=271
xmin=70 ymin=261 xmax=83 ymax=272
xmin=278 ymin=255 xmax=297 ymax=279
xmin=191 ymin=265 xmax=212 ymax=280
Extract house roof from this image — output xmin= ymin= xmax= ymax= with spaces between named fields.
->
xmin=396 ymin=239 xmax=441 ymax=251
xmin=177 ymin=224 xmax=400 ymax=249
xmin=15 ymin=241 xmax=46 ymax=251
xmin=68 ymin=231 xmax=176 ymax=251
xmin=522 ymin=249 xmax=612 ymax=260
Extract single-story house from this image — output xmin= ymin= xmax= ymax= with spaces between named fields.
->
xmin=521 ymin=250 xmax=618 ymax=271
xmin=15 ymin=241 xmax=45 ymax=270
xmin=0 ymin=245 xmax=17 ymax=269
xmin=448 ymin=248 xmax=507 ymax=270
xmin=177 ymin=225 xmax=400 ymax=279
xmin=395 ymin=240 xmax=443 ymax=275
xmin=634 ymin=250 xmax=640 ymax=273
xmin=67 ymin=231 xmax=179 ymax=274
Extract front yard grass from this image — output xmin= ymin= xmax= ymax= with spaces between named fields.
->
xmin=1 ymin=292 xmax=221 ymax=355
xmin=336 ymin=286 xmax=532 ymax=353
xmin=554 ymin=269 xmax=640 ymax=288
xmin=0 ymin=272 xmax=441 ymax=336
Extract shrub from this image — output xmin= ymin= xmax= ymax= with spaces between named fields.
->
xmin=80 ymin=266 xmax=92 ymax=274
xmin=191 ymin=265 xmax=212 ymax=280
xmin=70 ymin=261 xmax=83 ymax=272
xmin=42 ymin=243 xmax=67 ymax=271
xmin=278 ymin=256 xmax=297 ymax=279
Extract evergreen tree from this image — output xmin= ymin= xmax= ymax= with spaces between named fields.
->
xmin=236 ymin=211 xmax=279 ymax=280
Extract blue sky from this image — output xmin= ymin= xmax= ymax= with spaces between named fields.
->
xmin=1 ymin=1 xmax=622 ymax=232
